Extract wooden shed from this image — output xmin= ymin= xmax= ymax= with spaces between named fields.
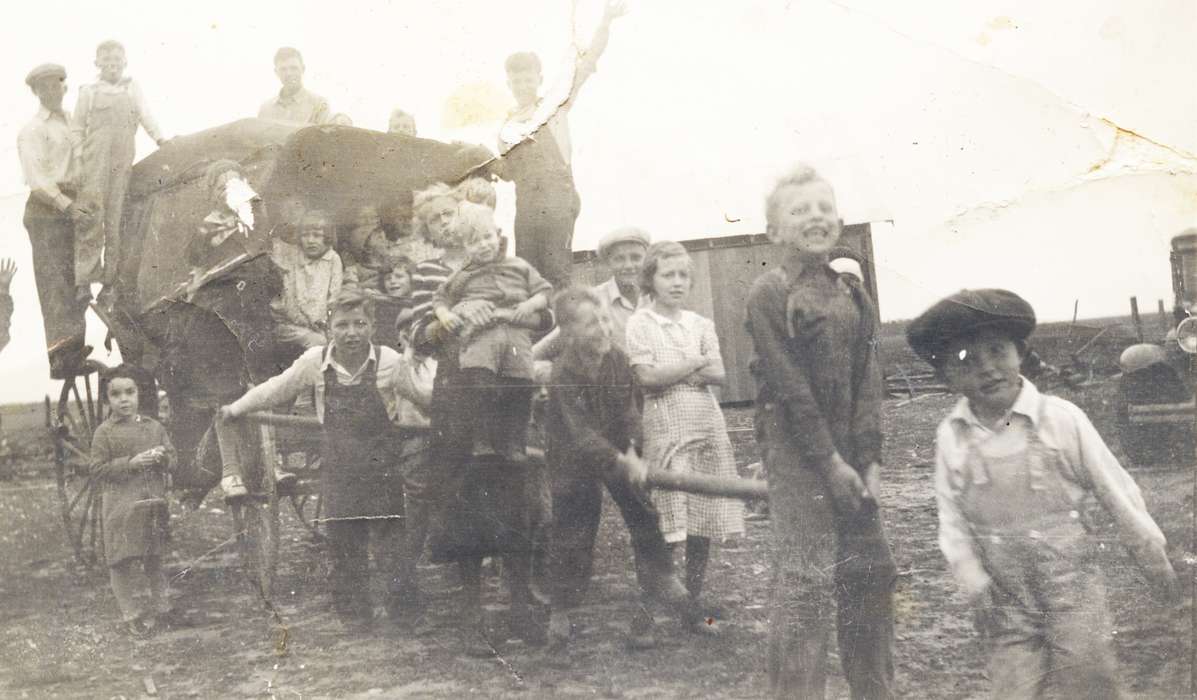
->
xmin=569 ymin=223 xmax=877 ymax=404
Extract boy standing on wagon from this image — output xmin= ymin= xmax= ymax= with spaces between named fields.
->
xmin=72 ymin=40 xmax=168 ymax=299
xmin=221 ymin=290 xmax=427 ymax=630
xmin=91 ymin=365 xmax=177 ymax=638
xmin=744 ymin=165 xmax=896 ymax=698
xmin=908 ymin=289 xmax=1179 ymax=698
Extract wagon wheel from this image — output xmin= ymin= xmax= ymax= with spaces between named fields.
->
xmin=230 ymin=423 xmax=279 ymax=599
xmin=288 ymin=455 xmax=324 ymax=542
xmin=53 ymin=359 xmax=109 ymax=566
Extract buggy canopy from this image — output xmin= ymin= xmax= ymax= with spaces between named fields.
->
xmin=119 ymin=118 xmax=494 ymax=314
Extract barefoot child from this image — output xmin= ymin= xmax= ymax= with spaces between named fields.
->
xmin=744 ymin=165 xmax=895 ymax=698
xmin=72 ymin=40 xmax=167 ymax=295
xmin=91 ymin=365 xmax=176 ymax=637
xmin=626 ymin=241 xmax=745 ymax=635
xmin=432 ymin=202 xmax=551 ymax=461
xmin=908 ymin=288 xmax=1179 ymax=698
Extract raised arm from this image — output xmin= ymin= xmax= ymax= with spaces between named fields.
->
xmin=572 ymin=0 xmax=628 ymax=95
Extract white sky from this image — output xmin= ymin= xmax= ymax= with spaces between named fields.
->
xmin=1 ymin=0 xmax=1195 ymax=402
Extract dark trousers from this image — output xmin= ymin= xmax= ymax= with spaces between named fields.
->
xmin=457 ymin=368 xmax=533 ymax=457
xmin=762 ymin=431 xmax=897 ymax=700
xmin=513 ymin=183 xmax=581 ymax=288
xmin=23 ymin=194 xmax=86 ymax=362
xmin=325 ymin=517 xmax=401 ymax=619
xmin=548 ymin=466 xmax=674 ymax=609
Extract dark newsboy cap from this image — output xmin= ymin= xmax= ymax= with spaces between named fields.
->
xmin=906 ymin=289 xmax=1036 ymax=367
xmin=26 ymin=63 xmax=66 ymax=87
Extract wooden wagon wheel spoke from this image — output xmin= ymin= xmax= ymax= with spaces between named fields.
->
xmin=71 ymin=381 xmax=91 ymax=438
xmin=53 ymin=362 xmax=110 ymax=566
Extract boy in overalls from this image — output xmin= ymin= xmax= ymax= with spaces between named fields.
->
xmin=908 ymin=289 xmax=1179 ymax=699
xmin=71 ymin=40 xmax=167 ymax=298
xmin=222 ymin=290 xmax=426 ymax=629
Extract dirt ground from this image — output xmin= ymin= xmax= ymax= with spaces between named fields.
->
xmin=0 ymin=381 xmax=1192 ymax=698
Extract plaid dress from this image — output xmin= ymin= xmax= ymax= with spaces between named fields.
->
xmin=626 ymin=308 xmax=744 ymax=542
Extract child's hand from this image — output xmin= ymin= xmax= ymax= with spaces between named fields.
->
xmin=618 ymin=446 xmax=648 ymax=488
xmin=1134 ymin=545 xmax=1181 ymax=604
xmin=511 ymin=298 xmax=541 ymax=325
xmin=439 ymin=310 xmax=465 ymax=334
xmin=130 ymin=450 xmax=158 ymax=468
xmin=217 ymin=405 xmax=238 ymax=422
xmin=862 ymin=462 xmax=882 ymax=507
xmin=0 ymin=258 xmax=15 ymax=291
xmin=968 ymin=585 xmax=994 ymax=637
xmin=821 ymin=453 xmax=867 ymax=514
xmin=454 ymin=299 xmax=495 ymax=328
xmin=66 ymin=202 xmax=95 ymax=227
xmin=604 ymin=0 xmax=628 ymax=22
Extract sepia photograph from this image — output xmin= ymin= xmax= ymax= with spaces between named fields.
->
xmin=0 ymin=1 xmax=1194 ymax=697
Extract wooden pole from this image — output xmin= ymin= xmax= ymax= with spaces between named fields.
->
xmin=647 ymin=470 xmax=768 ymax=501
xmin=1130 ymin=296 xmax=1144 ymax=342
xmin=1159 ymin=299 xmax=1169 ymax=337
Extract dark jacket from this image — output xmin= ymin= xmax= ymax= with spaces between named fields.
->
xmin=546 ymin=343 xmax=642 ymax=477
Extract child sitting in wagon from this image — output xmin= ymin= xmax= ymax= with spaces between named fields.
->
xmin=432 ymin=202 xmax=551 ymax=461
xmin=270 ymin=209 xmax=344 ymax=363
xmin=91 ymin=365 xmax=178 ymax=638
xmin=908 ymin=288 xmax=1179 ymax=698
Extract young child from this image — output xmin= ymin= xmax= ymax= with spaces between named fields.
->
xmin=544 ymin=286 xmax=692 ymax=651
xmin=372 ymin=255 xmax=415 ymax=351
xmin=743 ymin=165 xmax=895 ymax=699
xmin=72 ymin=40 xmax=167 ymax=296
xmin=432 ymin=202 xmax=551 ymax=461
xmin=91 ymin=365 xmax=177 ymax=638
xmin=220 ymin=290 xmax=427 ymax=630
xmin=908 ymin=288 xmax=1179 ymax=698
xmin=271 ymin=209 xmax=344 ymax=361
xmin=625 ymin=241 xmax=744 ymax=635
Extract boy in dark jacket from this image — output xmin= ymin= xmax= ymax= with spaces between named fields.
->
xmin=544 ymin=286 xmax=690 ymax=651
xmin=745 ymin=165 xmax=895 ymax=699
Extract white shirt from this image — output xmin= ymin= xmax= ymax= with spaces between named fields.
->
xmin=228 ymin=343 xmax=425 ymax=426
xmin=934 ymin=379 xmax=1167 ymax=598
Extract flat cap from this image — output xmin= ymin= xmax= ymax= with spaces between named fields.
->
xmin=597 ymin=226 xmax=651 ymax=259
xmin=25 ymin=63 xmax=66 ymax=87
xmin=906 ymin=289 xmax=1036 ymax=367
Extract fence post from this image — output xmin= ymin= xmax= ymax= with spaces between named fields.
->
xmin=1130 ymin=296 xmax=1144 ymax=343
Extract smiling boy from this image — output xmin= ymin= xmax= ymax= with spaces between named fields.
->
xmin=745 ymin=164 xmax=895 ymax=699
xmin=909 ymin=289 xmax=1179 ymax=698
xmin=222 ymin=290 xmax=426 ymax=629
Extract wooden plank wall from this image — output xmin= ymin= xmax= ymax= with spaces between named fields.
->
xmin=569 ymin=223 xmax=876 ymax=404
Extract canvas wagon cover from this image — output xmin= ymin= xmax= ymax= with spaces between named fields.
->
xmin=118 ymin=118 xmax=494 ymax=314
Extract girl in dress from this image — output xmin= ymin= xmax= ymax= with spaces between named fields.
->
xmin=91 ymin=365 xmax=177 ymax=637
xmin=625 ymin=241 xmax=744 ymax=634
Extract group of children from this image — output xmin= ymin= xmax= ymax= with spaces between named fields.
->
xmin=68 ymin=78 xmax=1178 ymax=692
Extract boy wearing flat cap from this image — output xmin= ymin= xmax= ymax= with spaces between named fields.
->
xmin=909 ymin=288 xmax=1179 ymax=699
xmin=745 ymin=164 xmax=895 ymax=699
